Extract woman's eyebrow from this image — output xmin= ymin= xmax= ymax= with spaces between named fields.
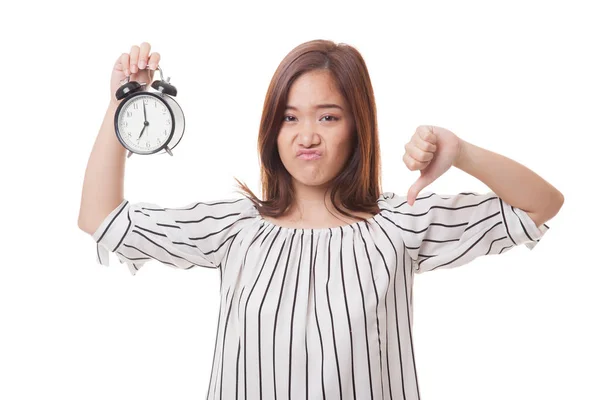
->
xmin=285 ymin=104 xmax=343 ymax=111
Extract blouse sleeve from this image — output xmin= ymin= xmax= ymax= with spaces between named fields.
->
xmin=390 ymin=191 xmax=550 ymax=274
xmin=90 ymin=196 xmax=254 ymax=276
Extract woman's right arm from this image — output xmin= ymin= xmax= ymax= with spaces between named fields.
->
xmin=77 ymin=100 xmax=126 ymax=235
xmin=78 ymin=42 xmax=159 ymax=235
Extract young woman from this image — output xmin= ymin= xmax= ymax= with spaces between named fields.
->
xmin=78 ymin=39 xmax=563 ymax=400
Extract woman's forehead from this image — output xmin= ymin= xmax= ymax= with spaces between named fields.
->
xmin=287 ymin=72 xmax=346 ymax=109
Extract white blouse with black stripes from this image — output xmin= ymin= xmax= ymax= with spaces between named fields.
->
xmin=90 ymin=190 xmax=550 ymax=400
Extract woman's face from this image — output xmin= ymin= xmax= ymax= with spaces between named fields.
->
xmin=277 ymin=69 xmax=355 ymax=189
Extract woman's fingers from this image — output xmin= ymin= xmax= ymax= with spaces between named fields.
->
xmin=120 ymin=53 xmax=130 ymax=76
xmin=418 ymin=129 xmax=437 ymax=145
xmin=403 ymin=152 xmax=428 ymax=171
xmin=148 ymin=52 xmax=160 ymax=70
xmin=138 ymin=42 xmax=151 ymax=70
xmin=129 ymin=45 xmax=140 ymax=74
xmin=416 ymin=137 xmax=437 ymax=153
xmin=405 ymin=142 xmax=434 ymax=163
xmin=118 ymin=43 xmax=157 ymax=76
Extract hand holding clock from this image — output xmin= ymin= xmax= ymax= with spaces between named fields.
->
xmin=110 ymin=42 xmax=161 ymax=104
xmin=111 ymin=41 xmax=184 ymax=157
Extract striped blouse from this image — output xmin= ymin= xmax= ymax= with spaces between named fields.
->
xmin=91 ymin=190 xmax=549 ymax=400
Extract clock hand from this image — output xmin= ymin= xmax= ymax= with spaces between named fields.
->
xmin=137 ymin=124 xmax=147 ymax=141
xmin=143 ymin=101 xmax=147 ymax=123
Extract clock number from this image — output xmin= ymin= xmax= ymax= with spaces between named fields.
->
xmin=133 ymin=103 xmax=138 ymax=110
xmin=166 ymin=119 xmax=171 ymax=126
xmin=143 ymin=98 xmax=149 ymax=105
xmin=146 ymin=142 xmax=151 ymax=148
xmin=126 ymin=111 xmax=132 ymax=118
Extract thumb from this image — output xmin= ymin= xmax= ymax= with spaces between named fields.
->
xmin=407 ymin=173 xmax=432 ymax=206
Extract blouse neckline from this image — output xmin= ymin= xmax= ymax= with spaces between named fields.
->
xmin=249 ymin=192 xmax=391 ymax=234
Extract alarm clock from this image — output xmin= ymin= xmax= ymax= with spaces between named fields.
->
xmin=113 ymin=65 xmax=185 ymax=158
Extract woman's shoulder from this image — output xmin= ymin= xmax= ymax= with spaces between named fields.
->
xmin=143 ymin=195 xmax=259 ymax=227
xmin=378 ymin=191 xmax=409 ymax=211
xmin=189 ymin=195 xmax=258 ymax=218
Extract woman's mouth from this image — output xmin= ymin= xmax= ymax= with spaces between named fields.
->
xmin=297 ymin=149 xmax=322 ymax=160
xmin=298 ymin=153 xmax=322 ymax=160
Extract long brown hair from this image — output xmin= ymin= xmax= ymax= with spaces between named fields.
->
xmin=233 ymin=39 xmax=382 ymax=223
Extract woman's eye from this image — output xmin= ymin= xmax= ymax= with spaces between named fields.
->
xmin=283 ymin=115 xmax=339 ymax=122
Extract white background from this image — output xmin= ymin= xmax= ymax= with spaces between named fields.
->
xmin=1 ymin=1 xmax=597 ymax=399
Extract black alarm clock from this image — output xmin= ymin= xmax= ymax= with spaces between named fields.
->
xmin=113 ymin=65 xmax=185 ymax=158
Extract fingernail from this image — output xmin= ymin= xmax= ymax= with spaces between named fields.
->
xmin=131 ymin=64 xmax=137 ymax=73
xmin=138 ymin=60 xmax=146 ymax=69
xmin=148 ymin=63 xmax=156 ymax=70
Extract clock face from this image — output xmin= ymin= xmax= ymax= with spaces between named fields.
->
xmin=116 ymin=94 xmax=174 ymax=154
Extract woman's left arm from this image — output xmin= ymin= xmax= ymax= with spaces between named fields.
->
xmin=453 ymin=139 xmax=564 ymax=227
